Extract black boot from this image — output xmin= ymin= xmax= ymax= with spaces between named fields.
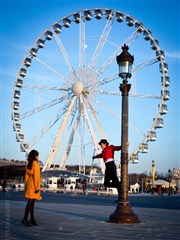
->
xmin=30 ymin=200 xmax=37 ymax=225
xmin=30 ymin=218 xmax=38 ymax=226
xmin=22 ymin=199 xmax=31 ymax=226
xmin=22 ymin=218 xmax=31 ymax=227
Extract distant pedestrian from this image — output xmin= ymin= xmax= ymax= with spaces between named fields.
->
xmin=82 ymin=178 xmax=87 ymax=194
xmin=92 ymin=139 xmax=121 ymax=201
xmin=22 ymin=150 xmax=42 ymax=227
xmin=2 ymin=180 xmax=7 ymax=191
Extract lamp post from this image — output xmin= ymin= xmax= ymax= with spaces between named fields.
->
xmin=152 ymin=160 xmax=156 ymax=188
xmin=168 ymin=168 xmax=171 ymax=196
xmin=109 ymin=44 xmax=140 ymax=224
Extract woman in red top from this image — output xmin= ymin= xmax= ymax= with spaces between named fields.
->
xmin=92 ymin=139 xmax=121 ymax=200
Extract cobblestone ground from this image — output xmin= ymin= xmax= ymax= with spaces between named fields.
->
xmin=1 ymin=198 xmax=180 ymax=240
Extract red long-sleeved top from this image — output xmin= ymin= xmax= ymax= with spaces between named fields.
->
xmin=94 ymin=145 xmax=121 ymax=163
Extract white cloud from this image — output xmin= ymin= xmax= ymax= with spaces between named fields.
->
xmin=165 ymin=51 xmax=180 ymax=60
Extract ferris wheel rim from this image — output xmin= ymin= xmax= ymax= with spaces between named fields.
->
xmin=12 ymin=8 xmax=170 ymax=167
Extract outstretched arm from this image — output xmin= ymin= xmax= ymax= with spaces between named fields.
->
xmin=113 ymin=146 xmax=121 ymax=151
xmin=113 ymin=143 xmax=129 ymax=151
xmin=33 ymin=162 xmax=41 ymax=192
xmin=92 ymin=153 xmax=103 ymax=159
xmin=24 ymin=171 xmax=29 ymax=186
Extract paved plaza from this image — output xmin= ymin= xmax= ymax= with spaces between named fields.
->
xmin=0 ymin=191 xmax=180 ymax=240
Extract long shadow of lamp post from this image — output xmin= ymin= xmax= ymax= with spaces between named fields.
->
xmin=109 ymin=44 xmax=140 ymax=224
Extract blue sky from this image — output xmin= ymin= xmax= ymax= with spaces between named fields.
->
xmin=0 ymin=0 xmax=179 ymax=174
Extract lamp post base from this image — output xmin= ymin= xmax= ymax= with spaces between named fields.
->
xmin=108 ymin=201 xmax=140 ymax=224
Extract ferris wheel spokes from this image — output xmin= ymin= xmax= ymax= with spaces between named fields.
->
xmin=79 ymin=17 xmax=86 ymax=68
xmin=29 ymin=103 xmax=71 ymax=148
xmin=95 ymin=29 xmax=142 ymax=75
xmin=123 ymin=29 xmax=142 ymax=47
xmin=88 ymin=73 xmax=119 ymax=90
xmin=20 ymin=94 xmax=69 ymax=119
xmin=130 ymin=93 xmax=161 ymax=99
xmin=89 ymin=94 xmax=146 ymax=138
xmin=96 ymin=90 xmax=120 ymax=96
xmin=53 ymin=32 xmax=77 ymax=81
xmin=35 ymin=57 xmax=71 ymax=84
xmin=95 ymin=44 xmax=122 ymax=75
xmin=98 ymin=73 xmax=119 ymax=86
xmin=94 ymin=89 xmax=161 ymax=102
xmin=133 ymin=56 xmax=160 ymax=72
xmin=22 ymin=84 xmax=69 ymax=92
xmin=88 ymin=14 xmax=114 ymax=69
xmin=90 ymin=94 xmax=120 ymax=119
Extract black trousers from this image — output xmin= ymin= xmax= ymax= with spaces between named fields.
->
xmin=104 ymin=161 xmax=121 ymax=197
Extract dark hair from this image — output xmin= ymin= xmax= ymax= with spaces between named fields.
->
xmin=27 ymin=150 xmax=39 ymax=169
xmin=98 ymin=139 xmax=109 ymax=146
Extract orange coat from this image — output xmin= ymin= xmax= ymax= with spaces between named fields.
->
xmin=24 ymin=160 xmax=42 ymax=200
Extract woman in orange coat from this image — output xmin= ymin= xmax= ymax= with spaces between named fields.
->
xmin=22 ymin=150 xmax=42 ymax=226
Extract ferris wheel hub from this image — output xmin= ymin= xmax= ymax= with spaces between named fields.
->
xmin=72 ymin=81 xmax=83 ymax=95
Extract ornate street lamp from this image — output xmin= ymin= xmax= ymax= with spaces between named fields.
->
xmin=109 ymin=44 xmax=140 ymax=224
xmin=117 ymin=44 xmax=134 ymax=80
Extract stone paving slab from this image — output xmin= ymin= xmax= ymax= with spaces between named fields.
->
xmin=0 ymin=200 xmax=180 ymax=240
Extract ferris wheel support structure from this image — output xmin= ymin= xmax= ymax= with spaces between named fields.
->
xmin=58 ymin=107 xmax=82 ymax=170
xmin=42 ymin=96 xmax=77 ymax=171
xmin=79 ymin=95 xmax=105 ymax=173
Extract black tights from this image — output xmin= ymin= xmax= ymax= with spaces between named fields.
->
xmin=104 ymin=162 xmax=121 ymax=198
xmin=23 ymin=199 xmax=36 ymax=220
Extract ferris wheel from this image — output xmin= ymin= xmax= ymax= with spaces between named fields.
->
xmin=12 ymin=8 xmax=170 ymax=173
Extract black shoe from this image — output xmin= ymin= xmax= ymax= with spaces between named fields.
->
xmin=22 ymin=219 xmax=31 ymax=227
xmin=30 ymin=218 xmax=38 ymax=226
